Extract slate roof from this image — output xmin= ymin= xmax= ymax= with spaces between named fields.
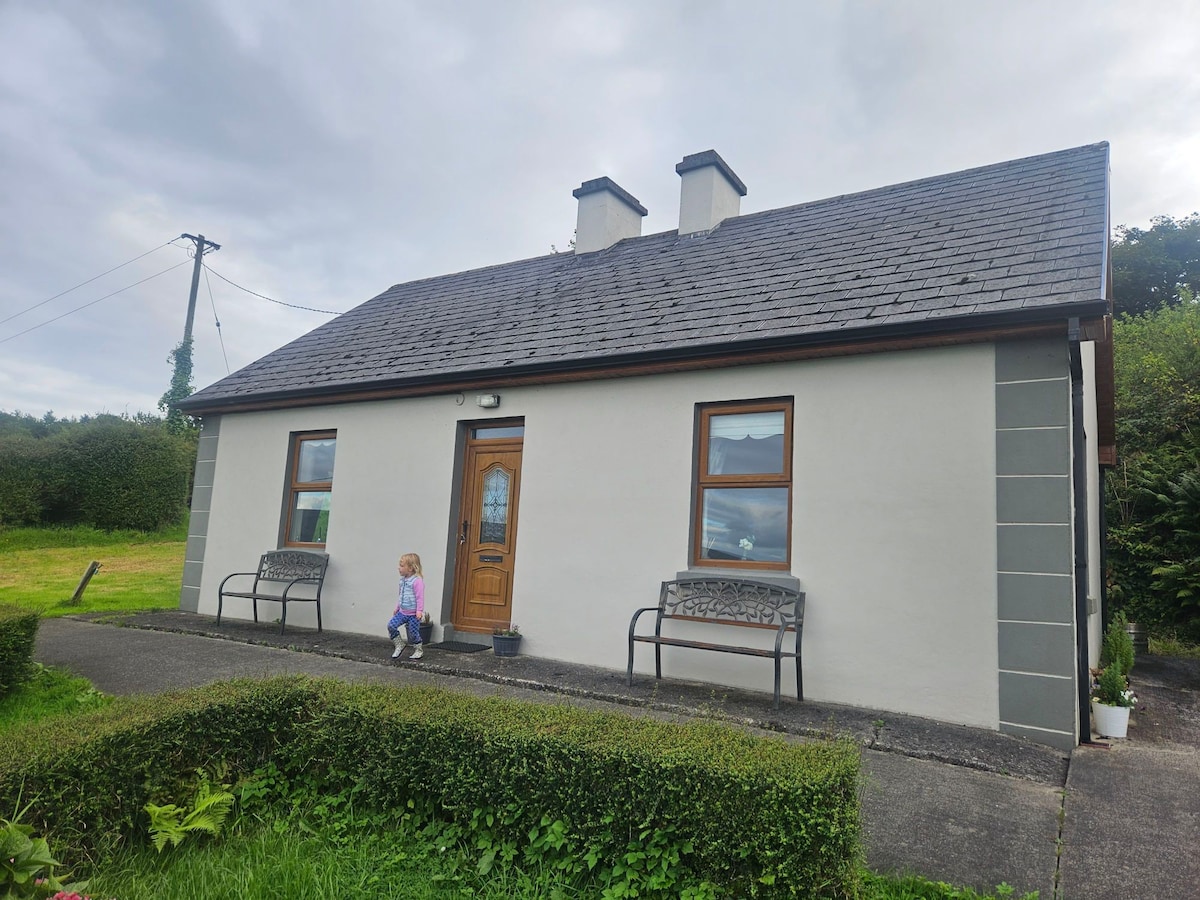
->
xmin=182 ymin=142 xmax=1110 ymax=412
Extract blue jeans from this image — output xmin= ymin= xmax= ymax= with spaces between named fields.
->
xmin=387 ymin=612 xmax=422 ymax=644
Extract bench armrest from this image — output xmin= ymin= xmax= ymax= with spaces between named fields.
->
xmin=627 ymin=605 xmax=662 ymax=639
xmin=280 ymin=576 xmax=324 ymax=600
xmin=218 ymin=571 xmax=259 ymax=593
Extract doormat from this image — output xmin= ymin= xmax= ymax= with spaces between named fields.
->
xmin=428 ymin=641 xmax=489 ymax=654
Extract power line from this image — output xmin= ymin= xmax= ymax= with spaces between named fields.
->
xmin=203 ymin=265 xmax=231 ymax=375
xmin=0 ymin=259 xmax=193 ymax=345
xmin=0 ymin=240 xmax=177 ymax=327
xmin=203 ymin=264 xmax=343 ymax=315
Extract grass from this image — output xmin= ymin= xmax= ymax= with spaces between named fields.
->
xmin=88 ymin=820 xmax=469 ymax=900
xmin=0 ymin=523 xmax=185 ymax=617
xmin=1149 ymin=634 xmax=1200 ymax=659
xmin=0 ymin=663 xmax=111 ymax=733
xmin=82 ymin=817 xmax=1035 ymax=900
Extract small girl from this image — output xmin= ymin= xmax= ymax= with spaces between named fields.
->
xmin=387 ymin=552 xmax=425 ymax=660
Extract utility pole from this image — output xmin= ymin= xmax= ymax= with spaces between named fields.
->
xmin=161 ymin=233 xmax=220 ymax=431
xmin=180 ymin=233 xmax=221 ymax=343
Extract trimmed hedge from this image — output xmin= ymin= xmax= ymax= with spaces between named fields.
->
xmin=0 ymin=677 xmax=863 ymax=897
xmin=0 ymin=604 xmax=38 ymax=696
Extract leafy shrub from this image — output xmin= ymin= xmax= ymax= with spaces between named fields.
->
xmin=0 ymin=412 xmax=197 ymax=533
xmin=1100 ymin=612 xmax=1136 ymax=676
xmin=0 ymin=805 xmax=89 ymax=898
xmin=0 ymin=606 xmax=39 ymax=698
xmin=0 ymin=677 xmax=863 ymax=898
xmin=0 ymin=436 xmax=47 ymax=527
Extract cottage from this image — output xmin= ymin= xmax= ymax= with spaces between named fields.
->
xmin=178 ymin=143 xmax=1114 ymax=751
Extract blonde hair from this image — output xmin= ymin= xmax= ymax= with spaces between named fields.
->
xmin=399 ymin=552 xmax=423 ymax=576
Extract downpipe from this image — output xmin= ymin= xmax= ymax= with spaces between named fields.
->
xmin=1068 ymin=319 xmax=1091 ymax=742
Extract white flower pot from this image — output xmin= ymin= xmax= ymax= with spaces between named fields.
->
xmin=1091 ymin=700 xmax=1130 ymax=739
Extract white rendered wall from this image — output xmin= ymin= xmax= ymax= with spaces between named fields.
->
xmin=198 ymin=343 xmax=1000 ymax=728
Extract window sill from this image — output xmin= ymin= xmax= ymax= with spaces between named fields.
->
xmin=675 ymin=568 xmax=801 ymax=592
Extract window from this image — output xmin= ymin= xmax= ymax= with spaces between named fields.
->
xmin=694 ymin=400 xmax=792 ymax=569
xmin=284 ymin=431 xmax=336 ymax=547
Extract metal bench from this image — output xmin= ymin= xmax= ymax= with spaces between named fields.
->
xmin=627 ymin=577 xmax=805 ymax=709
xmin=217 ymin=550 xmax=329 ymax=634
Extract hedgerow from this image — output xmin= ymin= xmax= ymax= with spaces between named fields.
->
xmin=0 ymin=677 xmax=863 ymax=898
xmin=0 ymin=605 xmax=39 ymax=697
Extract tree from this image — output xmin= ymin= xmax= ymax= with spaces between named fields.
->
xmin=1106 ymin=301 xmax=1200 ymax=640
xmin=1111 ymin=214 xmax=1200 ymax=317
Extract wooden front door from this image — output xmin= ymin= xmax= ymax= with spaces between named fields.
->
xmin=451 ymin=425 xmax=523 ymax=633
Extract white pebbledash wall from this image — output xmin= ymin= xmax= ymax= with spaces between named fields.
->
xmin=195 ymin=342 xmax=1001 ymax=729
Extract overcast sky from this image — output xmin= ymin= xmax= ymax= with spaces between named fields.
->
xmin=2 ymin=1 xmax=1198 ymax=419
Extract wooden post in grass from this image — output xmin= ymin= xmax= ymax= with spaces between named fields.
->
xmin=69 ymin=561 xmax=102 ymax=605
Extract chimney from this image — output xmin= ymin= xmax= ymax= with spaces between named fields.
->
xmin=676 ymin=149 xmax=747 ymax=235
xmin=572 ymin=176 xmax=648 ymax=254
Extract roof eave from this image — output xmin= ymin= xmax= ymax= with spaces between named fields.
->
xmin=179 ymin=298 xmax=1110 ymax=416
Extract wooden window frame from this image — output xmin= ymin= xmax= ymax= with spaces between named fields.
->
xmin=283 ymin=430 xmax=337 ymax=549
xmin=692 ymin=399 xmax=793 ymax=571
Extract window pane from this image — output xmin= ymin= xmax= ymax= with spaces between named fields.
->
xmin=472 ymin=425 xmax=525 ymax=440
xmin=297 ymin=438 xmax=336 ymax=483
xmin=708 ymin=411 xmax=785 ymax=475
xmin=289 ymin=491 xmax=331 ymax=543
xmin=479 ymin=468 xmax=510 ymax=544
xmin=700 ymin=487 xmax=788 ymax=562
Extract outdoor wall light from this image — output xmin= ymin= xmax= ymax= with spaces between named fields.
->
xmin=475 ymin=394 xmax=501 ymax=409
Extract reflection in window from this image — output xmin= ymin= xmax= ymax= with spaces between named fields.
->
xmin=285 ymin=432 xmax=336 ymax=547
xmin=700 ymin=488 xmax=789 ymax=562
xmin=695 ymin=401 xmax=792 ymax=569
xmin=480 ymin=467 xmax=510 ymax=544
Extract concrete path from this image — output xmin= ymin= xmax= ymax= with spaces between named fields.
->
xmin=32 ymin=615 xmax=1200 ymax=898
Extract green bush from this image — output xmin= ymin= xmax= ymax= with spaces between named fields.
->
xmin=0 ymin=412 xmax=197 ymax=533
xmin=0 ymin=606 xmax=38 ymax=698
xmin=0 ymin=436 xmax=47 ymax=527
xmin=1100 ymin=612 xmax=1136 ymax=676
xmin=0 ymin=677 xmax=863 ymax=898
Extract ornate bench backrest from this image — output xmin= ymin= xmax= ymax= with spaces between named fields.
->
xmin=661 ymin=578 xmax=802 ymax=630
xmin=257 ymin=550 xmax=330 ymax=584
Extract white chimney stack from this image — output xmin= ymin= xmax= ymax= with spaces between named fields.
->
xmin=676 ymin=149 xmax=747 ymax=235
xmin=572 ymin=176 xmax=648 ymax=254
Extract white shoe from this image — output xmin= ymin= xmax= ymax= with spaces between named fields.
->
xmin=391 ymin=635 xmax=406 ymax=659
xmin=410 ymin=645 xmax=424 ymax=660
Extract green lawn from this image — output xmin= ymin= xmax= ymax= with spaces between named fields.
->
xmin=0 ymin=524 xmax=185 ymax=616
xmin=0 ymin=663 xmax=111 ymax=733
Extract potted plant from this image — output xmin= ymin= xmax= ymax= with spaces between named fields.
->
xmin=419 ymin=611 xmax=433 ymax=645
xmin=1101 ymin=611 xmax=1136 ymax=676
xmin=1090 ymin=665 xmax=1137 ymax=739
xmin=491 ymin=624 xmax=521 ymax=657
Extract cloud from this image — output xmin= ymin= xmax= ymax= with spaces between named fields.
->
xmin=2 ymin=0 xmax=1200 ymax=418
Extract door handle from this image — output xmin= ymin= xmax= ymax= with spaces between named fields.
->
xmin=459 ymin=519 xmax=468 ymax=545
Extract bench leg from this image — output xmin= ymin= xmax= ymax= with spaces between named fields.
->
xmin=627 ymin=640 xmax=635 ymax=687
xmin=216 ymin=594 xmax=223 ymax=626
xmin=774 ymin=655 xmax=782 ymax=711
xmin=252 ymin=599 xmax=259 ymax=624
xmin=654 ymin=643 xmax=662 ymax=681
xmin=796 ymin=656 xmax=803 ymax=703
xmin=315 ymin=600 xmax=322 ymax=633
xmin=279 ymin=601 xmax=287 ymax=635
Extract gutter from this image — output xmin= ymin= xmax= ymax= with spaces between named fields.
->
xmin=1068 ymin=317 xmax=1092 ymax=743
